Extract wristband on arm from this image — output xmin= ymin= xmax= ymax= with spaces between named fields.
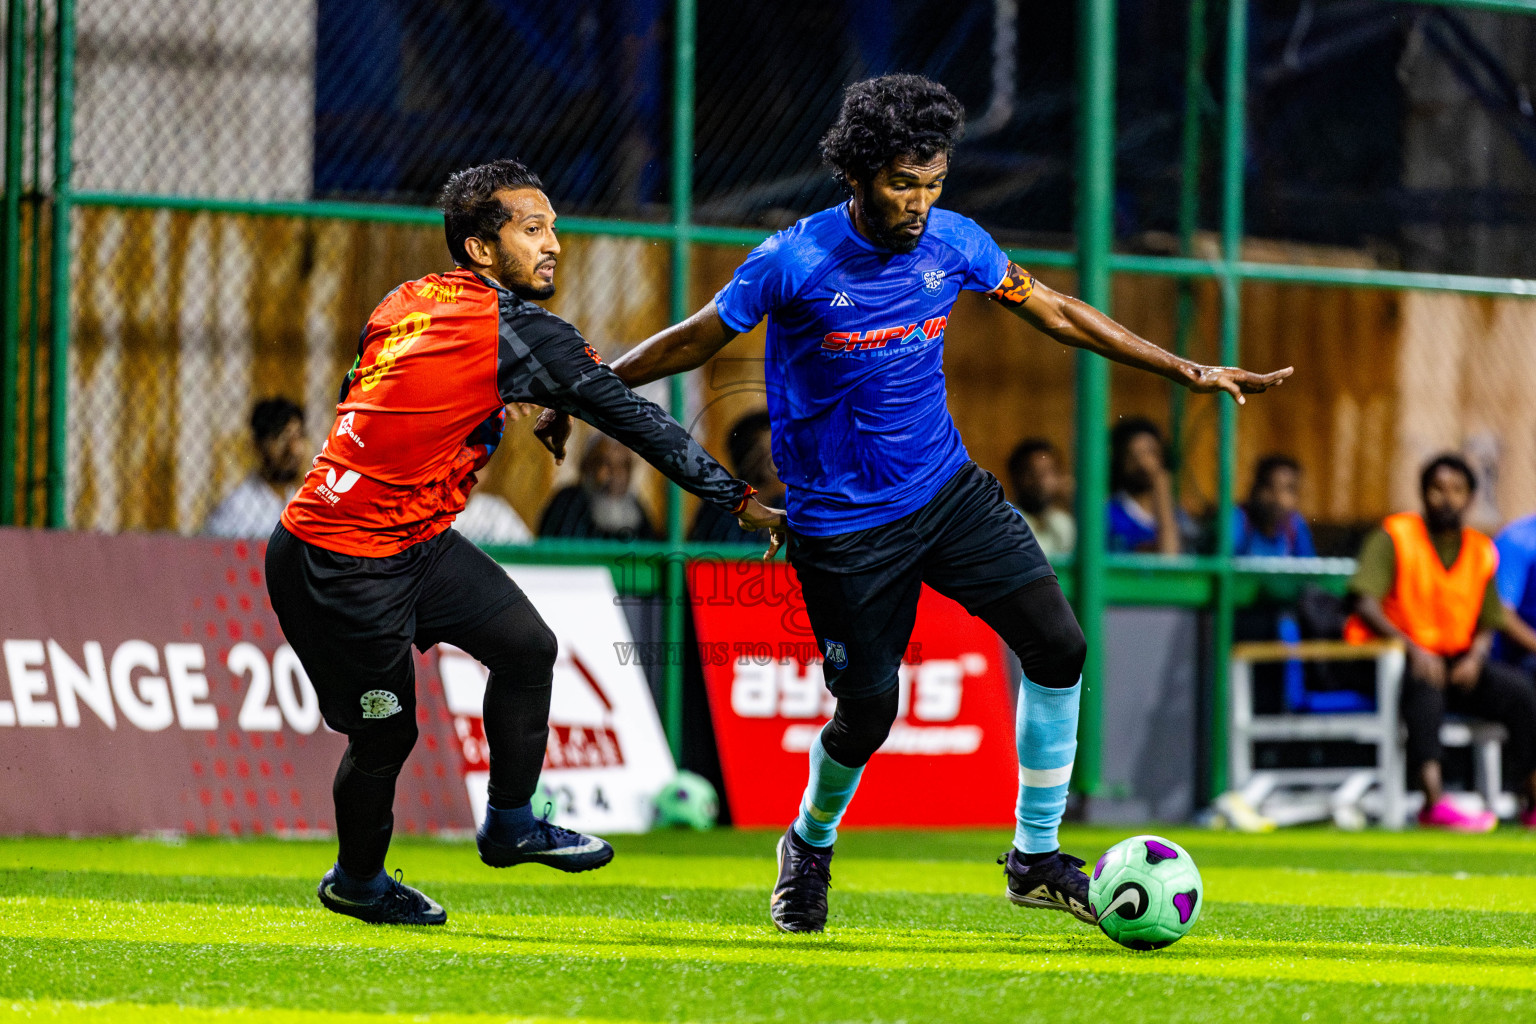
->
xmin=729 ymin=484 xmax=759 ymax=515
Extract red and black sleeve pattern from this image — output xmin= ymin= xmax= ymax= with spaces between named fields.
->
xmin=492 ymin=293 xmax=752 ymax=513
xmin=986 ymin=260 xmax=1035 ymax=308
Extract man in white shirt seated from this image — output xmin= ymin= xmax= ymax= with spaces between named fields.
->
xmin=456 ymin=492 xmax=533 ymax=545
xmin=203 ymin=397 xmax=310 ymax=538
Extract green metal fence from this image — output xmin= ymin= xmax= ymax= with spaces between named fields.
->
xmin=6 ymin=0 xmax=1536 ymax=798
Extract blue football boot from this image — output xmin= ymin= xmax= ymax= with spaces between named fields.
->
xmin=317 ymin=865 xmax=447 ymax=926
xmin=477 ymin=804 xmax=614 ymax=872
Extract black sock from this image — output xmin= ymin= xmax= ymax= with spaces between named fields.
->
xmin=1020 ymin=848 xmax=1058 ymax=866
xmin=332 ymin=752 xmax=400 ymax=879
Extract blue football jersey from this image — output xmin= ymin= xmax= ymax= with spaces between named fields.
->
xmin=714 ymin=202 xmax=1012 ymax=535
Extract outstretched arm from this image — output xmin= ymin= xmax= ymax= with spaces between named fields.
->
xmin=535 ymin=301 xmax=739 ymax=462
xmin=513 ymin=308 xmax=785 ymax=556
xmin=987 ymin=261 xmax=1293 ymax=404
xmin=610 ymin=301 xmax=740 ymax=388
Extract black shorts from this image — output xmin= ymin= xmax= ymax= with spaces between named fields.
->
xmin=265 ymin=524 xmax=528 ymax=735
xmin=787 ymin=461 xmax=1055 ymax=700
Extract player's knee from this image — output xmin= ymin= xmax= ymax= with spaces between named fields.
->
xmin=347 ymin=718 xmax=419 ymax=777
xmin=822 ymin=687 xmax=899 ymax=767
xmin=524 ymin=620 xmax=559 ymax=671
xmin=1023 ymin=619 xmax=1085 ymax=689
xmin=484 ymin=619 xmax=558 ymax=682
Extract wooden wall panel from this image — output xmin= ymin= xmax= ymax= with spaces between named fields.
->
xmin=65 ymin=212 xmax=1536 ymax=540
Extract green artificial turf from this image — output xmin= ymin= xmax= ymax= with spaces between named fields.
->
xmin=3 ymin=826 xmax=1535 ymax=1022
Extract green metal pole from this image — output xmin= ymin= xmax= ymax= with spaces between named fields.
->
xmin=1 ymin=0 xmax=25 ymax=526
xmin=46 ymin=0 xmax=70 ymax=528
xmin=1072 ymin=0 xmax=1116 ymax=798
xmin=1209 ymin=0 xmax=1248 ymax=800
xmin=1169 ymin=0 xmax=1207 ymax=500
xmin=661 ymin=0 xmax=697 ymax=765
xmin=23 ymin=0 xmax=41 ymax=525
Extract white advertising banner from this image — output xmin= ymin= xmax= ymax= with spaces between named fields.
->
xmin=438 ymin=565 xmax=676 ymax=834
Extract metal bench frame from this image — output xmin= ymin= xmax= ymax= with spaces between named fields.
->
xmin=1228 ymin=640 xmax=1508 ymax=828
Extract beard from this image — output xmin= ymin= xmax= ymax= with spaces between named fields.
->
xmin=859 ymin=185 xmax=926 ymax=253
xmin=501 ymin=252 xmax=556 ymax=300
xmin=878 ymin=226 xmax=924 ymax=254
xmin=1424 ymin=506 xmax=1462 ymax=533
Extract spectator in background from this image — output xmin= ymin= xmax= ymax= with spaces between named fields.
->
xmin=1233 ymin=454 xmax=1316 ymax=557
xmin=456 ymin=492 xmax=532 ymax=544
xmin=539 ymin=432 xmax=658 ymax=541
xmin=1106 ymin=417 xmax=1197 ymax=554
xmin=1006 ymin=438 xmax=1075 ymax=562
xmin=203 ymin=397 xmax=309 ymax=538
xmin=691 ymin=410 xmax=786 ymax=544
xmin=1345 ymin=454 xmax=1536 ymax=831
xmin=454 ymin=406 xmax=535 ymax=546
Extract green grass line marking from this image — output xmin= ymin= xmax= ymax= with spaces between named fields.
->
xmin=6 ymin=897 xmax=1536 ymax=992
xmin=2 ymin=999 xmax=663 ymax=1024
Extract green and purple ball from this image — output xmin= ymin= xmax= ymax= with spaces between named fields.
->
xmin=1088 ymin=834 xmax=1203 ymax=950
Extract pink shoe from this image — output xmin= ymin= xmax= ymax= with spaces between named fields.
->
xmin=1418 ymin=798 xmax=1497 ymax=833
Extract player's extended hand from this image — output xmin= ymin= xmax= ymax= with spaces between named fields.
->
xmin=737 ymin=497 xmax=788 ymax=561
xmin=1187 ymin=364 xmax=1294 ymax=405
xmin=1449 ymin=652 xmax=1482 ymax=691
xmin=533 ymin=408 xmax=573 ymax=464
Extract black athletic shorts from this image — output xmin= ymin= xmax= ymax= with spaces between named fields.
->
xmin=265 ymin=524 xmax=528 ymax=735
xmin=787 ymin=461 xmax=1054 ymax=700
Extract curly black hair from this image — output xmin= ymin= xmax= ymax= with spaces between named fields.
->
xmin=819 ymin=74 xmax=966 ymax=189
xmin=439 ymin=158 xmax=545 ymax=266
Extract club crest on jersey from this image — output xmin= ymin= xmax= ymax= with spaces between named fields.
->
xmin=922 ymin=268 xmax=946 ymax=294
xmin=360 ymin=689 xmax=402 ymax=720
xmin=824 ymin=640 xmax=848 ymax=669
xmin=821 ymin=316 xmax=948 ymax=353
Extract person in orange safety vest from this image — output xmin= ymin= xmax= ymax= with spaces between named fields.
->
xmin=1346 ymin=453 xmax=1536 ymax=832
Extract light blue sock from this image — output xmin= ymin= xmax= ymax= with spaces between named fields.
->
xmin=1014 ymin=676 xmax=1080 ymax=854
xmin=791 ymin=730 xmax=865 ymax=848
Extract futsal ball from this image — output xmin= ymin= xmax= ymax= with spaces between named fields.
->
xmin=1088 ymin=834 xmax=1203 ymax=950
xmin=652 ymin=771 xmax=719 ymax=830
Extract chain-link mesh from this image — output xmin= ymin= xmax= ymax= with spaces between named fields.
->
xmin=65 ymin=208 xmax=674 ymax=536
xmin=1244 ymin=1 xmax=1536 ymax=279
xmin=1 ymin=0 xmax=59 ymax=527
xmin=694 ymin=0 xmax=1079 ymax=239
xmin=27 ymin=0 xmax=1536 ymax=546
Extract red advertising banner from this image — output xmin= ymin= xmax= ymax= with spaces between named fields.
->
xmin=689 ymin=560 xmax=1019 ymax=828
xmin=0 ymin=529 xmax=470 ymax=837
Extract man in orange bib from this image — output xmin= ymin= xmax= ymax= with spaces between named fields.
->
xmin=1346 ymin=454 xmax=1536 ymax=831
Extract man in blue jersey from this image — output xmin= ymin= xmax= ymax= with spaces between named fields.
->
xmin=537 ymin=74 xmax=1291 ymax=932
